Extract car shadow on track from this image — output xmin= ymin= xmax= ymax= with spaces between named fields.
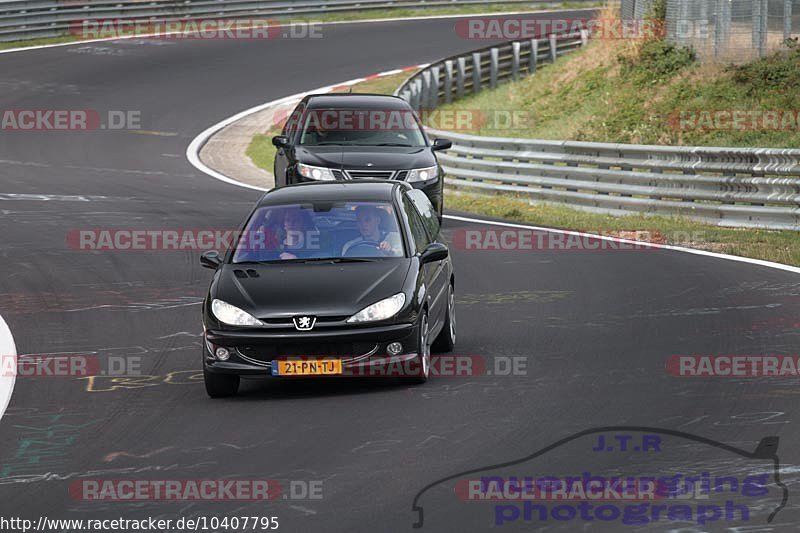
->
xmin=228 ymin=376 xmax=416 ymax=401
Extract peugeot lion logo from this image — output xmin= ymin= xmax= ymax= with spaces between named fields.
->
xmin=293 ymin=316 xmax=316 ymax=331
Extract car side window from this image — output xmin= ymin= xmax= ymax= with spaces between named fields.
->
xmin=402 ymin=196 xmax=430 ymax=254
xmin=406 ymin=189 xmax=440 ymax=239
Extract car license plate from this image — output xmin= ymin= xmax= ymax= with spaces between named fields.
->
xmin=271 ymin=359 xmax=342 ymax=376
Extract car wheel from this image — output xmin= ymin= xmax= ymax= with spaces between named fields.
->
xmin=432 ymin=283 xmax=456 ymax=352
xmin=408 ymin=310 xmax=431 ymax=384
xmin=204 ymin=367 xmax=240 ymax=398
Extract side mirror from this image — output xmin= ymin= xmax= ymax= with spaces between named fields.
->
xmin=200 ymin=250 xmax=222 ymax=269
xmin=420 ymin=242 xmax=449 ymax=264
xmin=272 ymin=135 xmax=289 ymax=148
xmin=431 ymin=138 xmax=452 ymax=152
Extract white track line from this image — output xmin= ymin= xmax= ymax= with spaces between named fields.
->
xmin=0 ymin=7 xmax=591 ymax=56
xmin=444 ymin=214 xmax=800 ymax=275
xmin=0 ymin=314 xmax=17 ymax=423
xmin=185 ymin=77 xmax=800 ymax=278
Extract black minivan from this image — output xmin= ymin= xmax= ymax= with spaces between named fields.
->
xmin=272 ymin=94 xmax=451 ymax=222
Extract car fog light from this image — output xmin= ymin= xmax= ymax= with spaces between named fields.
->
xmin=387 ymin=342 xmax=403 ymax=356
xmin=215 ymin=347 xmax=230 ymax=361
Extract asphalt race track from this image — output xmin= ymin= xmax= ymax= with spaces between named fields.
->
xmin=2 ymin=9 xmax=800 ymax=532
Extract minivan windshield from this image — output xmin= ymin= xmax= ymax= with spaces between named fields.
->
xmin=298 ymin=107 xmax=427 ymax=147
xmin=232 ymin=201 xmax=406 ymax=263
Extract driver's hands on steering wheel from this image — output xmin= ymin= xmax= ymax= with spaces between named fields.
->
xmin=378 ymin=240 xmax=392 ymax=252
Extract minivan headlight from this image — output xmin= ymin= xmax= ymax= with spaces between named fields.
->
xmin=298 ymin=163 xmax=336 ymax=181
xmin=407 ymin=166 xmax=438 ymax=183
xmin=347 ymin=293 xmax=406 ymax=323
xmin=211 ymin=299 xmax=264 ymax=327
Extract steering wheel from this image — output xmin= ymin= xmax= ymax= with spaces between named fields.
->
xmin=344 ymin=241 xmax=382 ymax=257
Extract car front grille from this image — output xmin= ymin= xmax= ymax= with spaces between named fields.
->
xmin=235 ymin=343 xmax=379 ymax=366
xmin=259 ymin=316 xmax=349 ymax=326
xmin=344 ymin=169 xmax=400 ymax=180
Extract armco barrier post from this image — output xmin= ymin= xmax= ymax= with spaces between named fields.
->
xmin=529 ymin=39 xmax=538 ymax=73
xmin=784 ymin=0 xmax=793 ymax=41
xmin=420 ymin=70 xmax=430 ymax=110
xmin=511 ymin=41 xmax=520 ymax=80
xmin=443 ymin=60 xmax=453 ymax=104
xmin=472 ymin=51 xmax=482 ymax=93
xmin=549 ymin=34 xmax=558 ymax=62
xmin=412 ymin=81 xmax=421 ymax=111
xmin=456 ymin=56 xmax=466 ymax=98
xmin=489 ymin=47 xmax=499 ymax=88
xmin=429 ymin=65 xmax=440 ymax=109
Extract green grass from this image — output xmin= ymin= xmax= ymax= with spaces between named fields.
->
xmin=247 ymin=127 xmax=283 ymax=175
xmin=427 ymin=37 xmax=800 ymax=148
xmin=446 ymin=192 xmax=800 ymax=266
xmin=0 ymin=2 xmax=601 ymax=51
xmin=0 ymin=35 xmax=84 ymax=51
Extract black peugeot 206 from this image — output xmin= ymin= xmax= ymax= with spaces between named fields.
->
xmin=271 ymin=94 xmax=451 ymax=223
xmin=200 ymin=180 xmax=455 ymax=397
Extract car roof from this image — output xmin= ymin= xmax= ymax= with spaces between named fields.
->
xmin=304 ymin=93 xmax=412 ymax=110
xmin=258 ymin=181 xmax=408 ymax=206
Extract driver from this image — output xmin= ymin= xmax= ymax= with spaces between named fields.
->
xmin=342 ymin=205 xmax=402 ymax=256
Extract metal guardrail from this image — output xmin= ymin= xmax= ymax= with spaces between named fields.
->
xmin=0 ymin=0 xmax=596 ymax=42
xmin=395 ymin=32 xmax=800 ymax=230
xmin=395 ymin=31 xmax=588 ymax=110
xmin=429 ymin=129 xmax=800 ymax=229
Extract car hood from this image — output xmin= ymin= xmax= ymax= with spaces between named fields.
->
xmin=295 ymin=145 xmax=435 ymax=170
xmin=213 ymin=259 xmax=412 ymax=318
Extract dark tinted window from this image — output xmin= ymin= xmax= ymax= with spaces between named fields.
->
xmin=298 ymin=107 xmax=426 ymax=147
xmin=402 ymin=196 xmax=430 ymax=254
xmin=232 ymin=201 xmax=405 ymax=263
xmin=406 ymin=189 xmax=439 ymax=239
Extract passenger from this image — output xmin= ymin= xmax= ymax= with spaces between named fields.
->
xmin=279 ymin=207 xmax=318 ymax=260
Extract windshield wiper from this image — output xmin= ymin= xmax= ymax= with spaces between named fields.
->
xmin=304 ymin=257 xmax=377 ymax=263
xmin=234 ymin=257 xmax=377 ymax=265
xmin=312 ymin=142 xmax=349 ymax=146
xmin=372 ymin=143 xmax=415 ymax=147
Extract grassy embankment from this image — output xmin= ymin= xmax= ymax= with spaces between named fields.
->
xmin=426 ymin=1 xmax=800 ymax=265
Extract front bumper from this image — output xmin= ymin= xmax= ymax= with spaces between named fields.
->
xmin=204 ymin=322 xmax=420 ymax=377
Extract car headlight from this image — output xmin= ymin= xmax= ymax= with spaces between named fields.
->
xmin=346 ymin=293 xmax=406 ymax=323
xmin=406 ymin=165 xmax=438 ymax=183
xmin=298 ymin=163 xmax=336 ymax=181
xmin=211 ymin=299 xmax=264 ymax=327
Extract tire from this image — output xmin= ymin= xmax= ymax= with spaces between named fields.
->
xmin=407 ymin=310 xmax=431 ymax=384
xmin=432 ymin=283 xmax=456 ymax=353
xmin=204 ymin=367 xmax=240 ymax=398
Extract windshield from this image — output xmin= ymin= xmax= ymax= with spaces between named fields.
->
xmin=298 ymin=107 xmax=427 ymax=147
xmin=232 ymin=201 xmax=406 ymax=263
